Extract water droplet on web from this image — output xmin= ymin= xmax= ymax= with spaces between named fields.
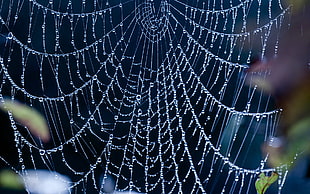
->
xmin=7 ymin=32 xmax=13 ymax=40
xmin=39 ymin=149 xmax=45 ymax=155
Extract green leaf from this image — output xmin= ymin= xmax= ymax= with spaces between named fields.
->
xmin=255 ymin=172 xmax=279 ymax=194
xmin=0 ymin=99 xmax=50 ymax=142
xmin=0 ymin=169 xmax=24 ymax=190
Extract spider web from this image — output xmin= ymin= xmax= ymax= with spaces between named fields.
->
xmin=0 ymin=0 xmax=291 ymax=193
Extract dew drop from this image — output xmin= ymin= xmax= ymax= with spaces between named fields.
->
xmin=39 ymin=149 xmax=45 ymax=155
xmin=7 ymin=32 xmax=13 ymax=40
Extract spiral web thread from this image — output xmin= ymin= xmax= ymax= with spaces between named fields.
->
xmin=0 ymin=0 xmax=291 ymax=193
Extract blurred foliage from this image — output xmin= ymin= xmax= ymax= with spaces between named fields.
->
xmin=255 ymin=172 xmax=279 ymax=194
xmin=0 ymin=99 xmax=50 ymax=143
xmin=0 ymin=99 xmax=50 ymax=192
xmin=247 ymin=0 xmax=310 ymax=169
xmin=288 ymin=0 xmax=310 ymax=12
xmin=0 ymin=169 xmax=24 ymax=190
xmin=263 ymin=81 xmax=310 ymax=168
